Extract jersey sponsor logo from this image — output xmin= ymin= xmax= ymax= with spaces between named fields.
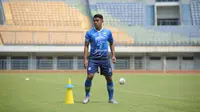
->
xmin=95 ymin=35 xmax=105 ymax=40
xmin=109 ymin=68 xmax=112 ymax=72
xmin=103 ymin=32 xmax=107 ymax=36
xmin=95 ymin=36 xmax=105 ymax=50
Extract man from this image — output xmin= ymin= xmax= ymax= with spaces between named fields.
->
xmin=83 ymin=14 xmax=118 ymax=104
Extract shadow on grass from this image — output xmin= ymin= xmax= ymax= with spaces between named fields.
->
xmin=74 ymin=100 xmax=107 ymax=104
xmin=50 ymin=100 xmax=107 ymax=104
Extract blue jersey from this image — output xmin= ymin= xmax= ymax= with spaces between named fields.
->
xmin=85 ymin=28 xmax=114 ymax=59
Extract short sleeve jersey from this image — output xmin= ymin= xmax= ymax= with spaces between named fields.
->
xmin=85 ymin=28 xmax=114 ymax=59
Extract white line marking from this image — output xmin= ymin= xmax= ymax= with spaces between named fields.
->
xmin=115 ymin=89 xmax=199 ymax=101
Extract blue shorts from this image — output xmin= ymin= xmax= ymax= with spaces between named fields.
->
xmin=87 ymin=59 xmax=113 ymax=76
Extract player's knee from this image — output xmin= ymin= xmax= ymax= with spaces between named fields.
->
xmin=87 ymin=74 xmax=94 ymax=80
xmin=105 ymin=76 xmax=112 ymax=82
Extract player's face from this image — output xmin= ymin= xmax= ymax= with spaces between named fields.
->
xmin=93 ymin=18 xmax=103 ymax=30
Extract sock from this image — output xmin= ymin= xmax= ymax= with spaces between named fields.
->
xmin=107 ymin=81 xmax=114 ymax=100
xmin=85 ymin=78 xmax=92 ymax=97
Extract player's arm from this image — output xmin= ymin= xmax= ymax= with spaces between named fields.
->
xmin=108 ymin=31 xmax=116 ymax=64
xmin=84 ymin=31 xmax=90 ymax=68
xmin=110 ymin=42 xmax=116 ymax=64
xmin=84 ymin=41 xmax=89 ymax=68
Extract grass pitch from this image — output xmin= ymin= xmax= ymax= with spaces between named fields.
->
xmin=0 ymin=73 xmax=200 ymax=112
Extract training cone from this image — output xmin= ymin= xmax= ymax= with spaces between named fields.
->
xmin=65 ymin=78 xmax=75 ymax=104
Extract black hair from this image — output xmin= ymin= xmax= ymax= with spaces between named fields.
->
xmin=93 ymin=14 xmax=103 ymax=20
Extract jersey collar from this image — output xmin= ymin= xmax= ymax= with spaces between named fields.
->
xmin=94 ymin=27 xmax=104 ymax=32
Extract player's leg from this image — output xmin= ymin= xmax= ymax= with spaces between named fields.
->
xmin=83 ymin=73 xmax=94 ymax=104
xmin=104 ymin=75 xmax=114 ymax=100
xmin=100 ymin=59 xmax=118 ymax=104
xmin=83 ymin=60 xmax=98 ymax=104
xmin=85 ymin=73 xmax=94 ymax=97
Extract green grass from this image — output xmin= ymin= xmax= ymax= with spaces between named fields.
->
xmin=0 ymin=73 xmax=200 ymax=112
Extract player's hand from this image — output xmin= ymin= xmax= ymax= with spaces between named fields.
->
xmin=84 ymin=59 xmax=88 ymax=69
xmin=112 ymin=56 xmax=116 ymax=64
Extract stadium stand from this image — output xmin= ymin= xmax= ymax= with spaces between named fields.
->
xmin=0 ymin=31 xmax=15 ymax=44
xmin=190 ymin=0 xmax=200 ymax=26
xmin=1 ymin=0 xmax=92 ymax=28
xmin=87 ymin=0 xmax=200 ymax=45
xmin=96 ymin=2 xmax=145 ymax=26
xmin=0 ymin=25 xmax=133 ymax=45
xmin=0 ymin=32 xmax=3 ymax=45
xmin=0 ymin=0 xmax=199 ymax=46
xmin=50 ymin=32 xmax=66 ymax=44
xmin=0 ymin=0 xmax=133 ymax=45
xmin=16 ymin=32 xmax=33 ymax=44
xmin=2 ymin=2 xmax=14 ymax=25
xmin=9 ymin=1 xmax=82 ymax=27
xmin=0 ymin=26 xmax=85 ymax=45
xmin=0 ymin=0 xmax=200 ymax=71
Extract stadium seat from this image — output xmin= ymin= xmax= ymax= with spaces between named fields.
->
xmin=2 ymin=0 xmax=200 ymax=46
xmin=34 ymin=32 xmax=49 ymax=44
xmin=2 ymin=2 xmax=14 ymax=25
xmin=50 ymin=33 xmax=66 ymax=44
xmin=66 ymin=32 xmax=84 ymax=44
xmin=15 ymin=32 xmax=33 ymax=44
xmin=0 ymin=32 xmax=15 ymax=44
xmin=6 ymin=1 xmax=83 ymax=27
xmin=190 ymin=0 xmax=200 ymax=26
xmin=95 ymin=2 xmax=145 ymax=26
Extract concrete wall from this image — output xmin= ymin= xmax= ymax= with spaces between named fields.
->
xmin=194 ymin=53 xmax=200 ymax=70
xmin=0 ymin=52 xmax=200 ymax=70
xmin=146 ymin=5 xmax=155 ymax=25
xmin=146 ymin=56 xmax=163 ymax=70
xmin=181 ymin=4 xmax=192 ymax=25
xmin=157 ymin=6 xmax=180 ymax=19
